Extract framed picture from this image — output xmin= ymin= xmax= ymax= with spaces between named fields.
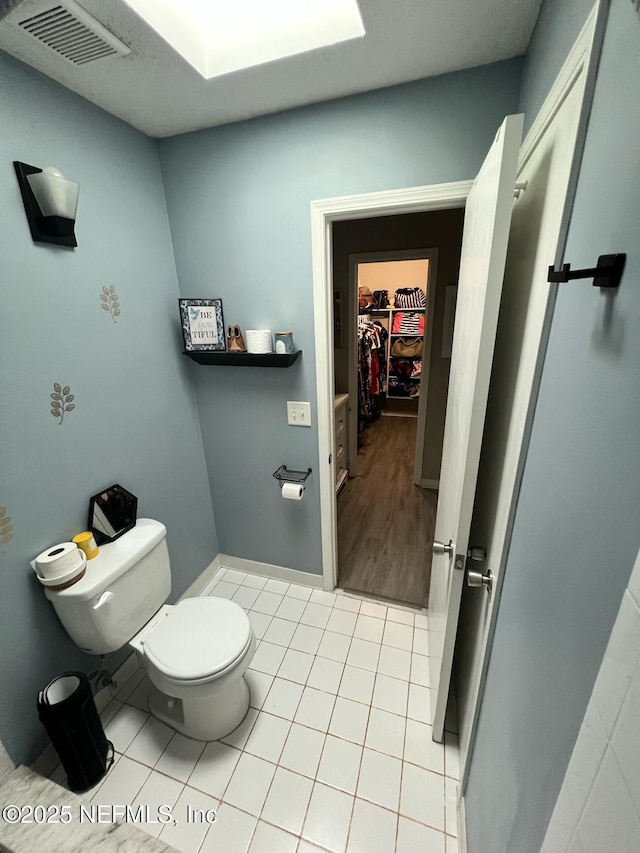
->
xmin=179 ymin=298 xmax=225 ymax=352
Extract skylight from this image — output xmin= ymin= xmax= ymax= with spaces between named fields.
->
xmin=123 ymin=0 xmax=365 ymax=80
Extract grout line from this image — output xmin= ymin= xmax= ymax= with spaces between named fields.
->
xmin=157 ymin=779 xmax=187 ymax=846
xmin=119 ymin=667 xmax=442 ymax=769
xmin=96 ymin=572 xmax=446 ymax=849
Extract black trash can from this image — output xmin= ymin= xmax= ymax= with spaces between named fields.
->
xmin=37 ymin=672 xmax=114 ymax=793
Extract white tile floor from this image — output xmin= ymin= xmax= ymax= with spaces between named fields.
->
xmin=37 ymin=569 xmax=460 ymax=853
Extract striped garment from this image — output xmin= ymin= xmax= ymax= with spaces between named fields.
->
xmin=392 ymin=312 xmax=425 ymax=335
xmin=394 ymin=287 xmax=426 ymax=308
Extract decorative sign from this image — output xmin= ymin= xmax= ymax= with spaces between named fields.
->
xmin=179 ymin=298 xmax=225 ymax=352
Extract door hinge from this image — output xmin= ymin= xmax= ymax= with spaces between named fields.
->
xmin=513 ymin=181 xmax=528 ymax=199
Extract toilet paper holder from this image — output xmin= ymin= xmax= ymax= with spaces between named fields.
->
xmin=272 ymin=465 xmax=312 ymax=488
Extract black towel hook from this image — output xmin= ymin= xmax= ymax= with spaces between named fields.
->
xmin=547 ymin=254 xmax=626 ymax=289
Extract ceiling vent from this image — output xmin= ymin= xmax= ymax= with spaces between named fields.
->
xmin=12 ymin=0 xmax=130 ymax=66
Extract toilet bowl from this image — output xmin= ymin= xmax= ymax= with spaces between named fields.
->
xmin=42 ymin=519 xmax=256 ymax=742
xmin=130 ymin=597 xmax=256 ymax=741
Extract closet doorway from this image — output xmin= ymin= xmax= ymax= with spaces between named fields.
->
xmin=349 ymin=251 xmax=437 ymax=483
xmin=332 ymin=212 xmax=464 ymax=607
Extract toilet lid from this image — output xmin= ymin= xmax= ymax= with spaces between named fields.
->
xmin=144 ymin=598 xmax=252 ymax=681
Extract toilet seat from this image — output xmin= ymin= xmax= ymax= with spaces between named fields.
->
xmin=143 ymin=597 xmax=252 ymax=684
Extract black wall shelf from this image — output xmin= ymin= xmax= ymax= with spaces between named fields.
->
xmin=183 ymin=350 xmax=301 ymax=367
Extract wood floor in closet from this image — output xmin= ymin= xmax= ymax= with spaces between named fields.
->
xmin=337 ymin=414 xmax=437 ymax=608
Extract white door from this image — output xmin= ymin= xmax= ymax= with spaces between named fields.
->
xmin=428 ymin=113 xmax=523 ymax=742
xmin=456 ymin=8 xmax=599 ymax=778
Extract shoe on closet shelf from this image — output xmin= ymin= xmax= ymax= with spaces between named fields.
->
xmin=227 ymin=325 xmax=247 ymax=352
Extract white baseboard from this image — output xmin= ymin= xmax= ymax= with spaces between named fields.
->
xmin=458 ymin=792 xmax=468 ymax=853
xmin=94 ymin=684 xmax=113 ymax=713
xmin=420 ymin=478 xmax=439 ymax=490
xmin=0 ymin=740 xmax=15 ymax=783
xmin=217 ymin=553 xmax=324 ymax=589
xmin=178 ymin=555 xmax=223 ymax=601
xmin=381 ymin=410 xmax=418 ymax=419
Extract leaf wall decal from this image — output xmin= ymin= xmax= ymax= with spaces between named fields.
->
xmin=99 ymin=284 xmax=121 ymax=323
xmin=50 ymin=383 xmax=76 ymax=425
xmin=0 ymin=508 xmax=13 ymax=550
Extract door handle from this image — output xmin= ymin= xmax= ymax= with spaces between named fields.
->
xmin=467 ymin=569 xmax=493 ymax=594
xmin=93 ymin=591 xmax=114 ymax=610
xmin=433 ymin=540 xmax=453 ymax=556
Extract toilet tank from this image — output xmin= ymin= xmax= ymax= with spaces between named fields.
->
xmin=44 ymin=518 xmax=171 ymax=655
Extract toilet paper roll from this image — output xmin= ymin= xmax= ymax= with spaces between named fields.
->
xmin=282 ymin=482 xmax=304 ymax=500
xmin=246 ymin=330 xmax=273 ymax=353
xmin=35 ymin=542 xmax=83 ymax=579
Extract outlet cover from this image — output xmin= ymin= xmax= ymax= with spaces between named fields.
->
xmin=287 ymin=401 xmax=311 ymax=427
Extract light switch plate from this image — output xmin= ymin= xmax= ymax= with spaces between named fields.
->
xmin=287 ymin=401 xmax=311 ymax=427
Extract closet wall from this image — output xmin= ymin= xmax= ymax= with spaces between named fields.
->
xmin=359 ymin=259 xmax=427 ymax=291
xmin=333 ymin=209 xmax=464 ymax=482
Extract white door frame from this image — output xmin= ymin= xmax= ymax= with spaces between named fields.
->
xmin=345 ymin=248 xmax=439 ymax=485
xmin=311 ymin=182 xmax=471 ymax=591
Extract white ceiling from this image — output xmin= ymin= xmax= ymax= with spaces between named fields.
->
xmin=0 ymin=0 xmax=543 ymax=138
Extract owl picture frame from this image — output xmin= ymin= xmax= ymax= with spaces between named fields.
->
xmin=179 ymin=298 xmax=225 ymax=352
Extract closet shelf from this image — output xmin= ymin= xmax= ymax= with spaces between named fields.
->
xmin=183 ymin=350 xmax=301 ymax=367
xmin=387 ymin=394 xmax=421 ymax=400
xmin=370 ymin=307 xmax=425 ymax=313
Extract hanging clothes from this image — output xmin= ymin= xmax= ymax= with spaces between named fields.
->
xmin=357 ymin=318 xmax=388 ymax=430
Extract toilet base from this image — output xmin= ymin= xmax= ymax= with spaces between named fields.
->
xmin=148 ymin=675 xmax=251 ymax=741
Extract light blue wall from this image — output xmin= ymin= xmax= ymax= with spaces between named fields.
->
xmin=157 ymin=62 xmax=523 ymax=572
xmin=519 ymin=0 xmax=595 ymax=134
xmin=465 ymin=2 xmax=640 ymax=850
xmin=0 ymin=54 xmax=217 ymax=765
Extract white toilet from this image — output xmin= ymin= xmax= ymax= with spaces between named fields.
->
xmin=44 ymin=519 xmax=256 ymax=741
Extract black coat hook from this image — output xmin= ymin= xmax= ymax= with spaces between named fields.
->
xmin=547 ymin=254 xmax=626 ymax=289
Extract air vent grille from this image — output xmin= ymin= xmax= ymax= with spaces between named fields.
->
xmin=17 ymin=0 xmax=130 ymax=66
